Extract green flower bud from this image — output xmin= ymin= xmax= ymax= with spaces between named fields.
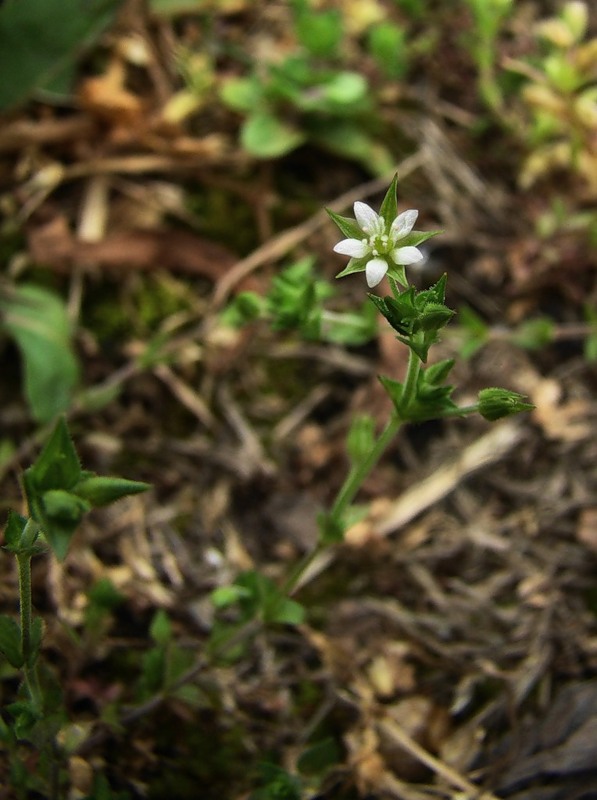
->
xmin=478 ymin=388 xmax=534 ymax=421
xmin=43 ymin=490 xmax=90 ymax=522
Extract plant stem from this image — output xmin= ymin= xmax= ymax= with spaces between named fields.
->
xmin=16 ymin=553 xmax=42 ymax=710
xmin=400 ymin=346 xmax=421 ymax=413
xmin=284 ymin=348 xmax=425 ymax=595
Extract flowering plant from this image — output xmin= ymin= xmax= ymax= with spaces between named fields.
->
xmin=328 ymin=178 xmax=441 ymax=288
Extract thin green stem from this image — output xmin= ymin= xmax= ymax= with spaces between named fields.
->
xmin=400 ymin=346 xmax=422 ymax=414
xmin=16 ymin=553 xmax=42 ymax=710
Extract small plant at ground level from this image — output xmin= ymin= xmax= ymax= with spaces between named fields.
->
xmin=506 ymin=1 xmax=597 ymax=196
xmin=0 ymin=417 xmax=149 ymax=798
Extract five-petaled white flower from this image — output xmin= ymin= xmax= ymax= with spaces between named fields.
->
xmin=333 ymin=202 xmax=424 ymax=288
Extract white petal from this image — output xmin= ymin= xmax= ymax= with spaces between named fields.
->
xmin=333 ymin=238 xmax=370 ymax=258
xmin=354 ymin=202 xmax=383 ymax=235
xmin=391 ymin=245 xmax=424 ymax=265
xmin=365 ymin=258 xmax=388 ymax=287
xmin=389 ymin=209 xmax=418 ymax=240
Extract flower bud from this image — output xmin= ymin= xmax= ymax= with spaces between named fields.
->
xmin=478 ymin=388 xmax=534 ymax=421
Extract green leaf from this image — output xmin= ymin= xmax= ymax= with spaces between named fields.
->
xmin=25 ymin=417 xmax=81 ymax=492
xmin=234 ymin=572 xmax=305 ymax=626
xmin=0 ymin=0 xmax=120 ymax=110
xmin=220 ymin=76 xmax=263 ymax=112
xmin=346 ymin=414 xmax=376 ymax=464
xmin=241 ymin=112 xmax=305 ymax=158
xmin=368 ymin=22 xmax=408 ymax=79
xmin=149 ymin=609 xmax=171 ymax=647
xmin=322 ymin=72 xmax=367 ymax=106
xmin=0 ymin=615 xmax=23 ymax=668
xmin=297 ymin=737 xmax=341 ymax=775
xmin=0 ymin=284 xmax=79 ymax=422
xmin=511 ymin=317 xmax=555 ymax=350
xmin=74 ymin=475 xmax=150 ymax=506
xmin=295 ymin=7 xmax=343 ymax=57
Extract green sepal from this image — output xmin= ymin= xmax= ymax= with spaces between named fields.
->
xmin=0 ymin=615 xmax=24 ymax=668
xmin=326 ymin=209 xmax=363 ymax=240
xmin=335 ymin=257 xmax=367 ymax=280
xmin=386 ymin=262 xmax=408 ymax=288
xmin=73 ymin=475 xmax=150 ymax=507
xmin=378 ymin=173 xmax=398 ymax=227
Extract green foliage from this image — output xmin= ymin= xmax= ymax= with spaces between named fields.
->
xmin=367 ymin=22 xmax=408 ymax=79
xmin=369 ymin=274 xmax=454 ymax=362
xmin=220 ymin=44 xmax=393 ymax=173
xmin=214 ymin=571 xmax=305 ymax=627
xmin=22 ymin=417 xmax=149 ymax=560
xmin=0 ymin=0 xmax=120 ymax=109
xmin=222 ymin=257 xmax=378 ymax=346
xmin=0 ymin=283 xmax=79 ymax=422
xmin=250 ymin=763 xmax=302 ymax=800
xmin=507 ymin=1 xmax=597 ymax=194
xmin=462 ymin=0 xmax=514 ymax=111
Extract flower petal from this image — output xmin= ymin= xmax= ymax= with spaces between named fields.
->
xmin=354 ymin=202 xmax=384 ymax=236
xmin=365 ymin=257 xmax=389 ymax=287
xmin=389 ymin=209 xmax=418 ymax=240
xmin=391 ymin=245 xmax=424 ymax=265
xmin=334 ymin=238 xmax=370 ymax=258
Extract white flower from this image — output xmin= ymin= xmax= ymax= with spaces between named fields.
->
xmin=333 ymin=203 xmax=424 ymax=288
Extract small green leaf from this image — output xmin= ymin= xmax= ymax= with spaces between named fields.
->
xmin=220 ymin=76 xmax=263 ymax=112
xmin=0 ymin=615 xmax=23 ymax=668
xmin=368 ymin=22 xmax=408 ymax=79
xmin=346 ymin=414 xmax=376 ymax=464
xmin=25 ymin=417 xmax=81 ymax=492
xmin=317 ymin=512 xmax=346 ymax=545
xmin=297 ymin=737 xmax=341 ymax=775
xmin=149 ymin=609 xmax=171 ymax=647
xmin=241 ymin=112 xmax=305 ymax=158
xmin=74 ymin=475 xmax=150 ymax=507
xmin=322 ymin=72 xmax=367 ymax=106
xmin=295 ymin=7 xmax=342 ymax=57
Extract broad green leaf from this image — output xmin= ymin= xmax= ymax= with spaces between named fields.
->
xmin=0 ymin=284 xmax=79 ymax=422
xmin=0 ymin=0 xmax=120 ymax=109
xmin=241 ymin=112 xmax=305 ymax=158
